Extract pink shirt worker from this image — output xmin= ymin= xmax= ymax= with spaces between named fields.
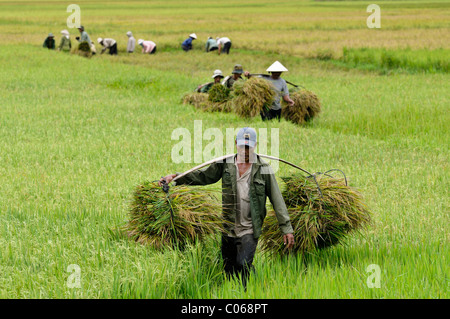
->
xmin=138 ymin=39 xmax=157 ymax=54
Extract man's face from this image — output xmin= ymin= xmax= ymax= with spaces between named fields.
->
xmin=237 ymin=145 xmax=255 ymax=163
xmin=271 ymin=72 xmax=282 ymax=79
xmin=214 ymin=76 xmax=222 ymax=84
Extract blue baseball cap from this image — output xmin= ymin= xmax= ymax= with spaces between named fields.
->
xmin=236 ymin=127 xmax=257 ymax=148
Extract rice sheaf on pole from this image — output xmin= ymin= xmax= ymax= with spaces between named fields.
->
xmin=125 ymin=154 xmax=371 ymax=254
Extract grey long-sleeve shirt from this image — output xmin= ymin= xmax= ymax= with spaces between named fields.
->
xmin=127 ymin=32 xmax=136 ymax=52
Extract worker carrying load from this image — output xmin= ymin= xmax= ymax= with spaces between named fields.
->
xmin=248 ymin=61 xmax=295 ymax=121
xmin=222 ymin=64 xmax=249 ymax=89
xmin=183 ymin=61 xmax=321 ymax=125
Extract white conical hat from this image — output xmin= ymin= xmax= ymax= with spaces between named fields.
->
xmin=97 ymin=37 xmax=103 ymax=43
xmin=189 ymin=33 xmax=197 ymax=39
xmin=266 ymin=61 xmax=288 ymax=72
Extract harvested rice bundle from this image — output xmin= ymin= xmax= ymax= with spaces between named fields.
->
xmin=125 ymin=181 xmax=226 ymax=250
xmin=203 ymin=100 xmax=233 ymax=113
xmin=72 ymin=41 xmax=92 ymax=58
xmin=260 ymin=173 xmax=371 ymax=255
xmin=282 ymin=88 xmax=321 ymax=125
xmin=182 ymin=92 xmax=209 ymax=109
xmin=182 ymin=90 xmax=232 ymax=113
xmin=231 ymin=77 xmax=275 ymax=118
xmin=231 ymin=79 xmax=244 ymax=95
xmin=208 ymin=84 xmax=231 ymax=103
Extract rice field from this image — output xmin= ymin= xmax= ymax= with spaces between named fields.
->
xmin=0 ymin=0 xmax=448 ymax=300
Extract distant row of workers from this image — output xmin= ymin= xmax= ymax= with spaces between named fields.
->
xmin=43 ymin=27 xmax=232 ymax=55
xmin=42 ymin=26 xmax=154 ymax=55
xmin=182 ymin=33 xmax=232 ymax=54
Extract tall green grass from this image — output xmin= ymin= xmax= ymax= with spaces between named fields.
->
xmin=340 ymin=47 xmax=449 ymax=74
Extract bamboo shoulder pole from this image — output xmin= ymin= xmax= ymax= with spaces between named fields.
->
xmin=171 ymin=153 xmax=314 ymax=182
xmin=170 ymin=153 xmax=323 ymax=196
xmin=171 ymin=154 xmax=236 ymax=184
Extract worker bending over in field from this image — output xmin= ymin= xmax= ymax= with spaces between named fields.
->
xmin=205 ymin=37 xmax=218 ymax=52
xmin=249 ymin=61 xmax=295 ymax=121
xmin=217 ymin=36 xmax=232 ymax=55
xmin=138 ymin=39 xmax=157 ymax=54
xmin=98 ymin=38 xmax=118 ymax=55
xmin=196 ymin=69 xmax=224 ymax=93
xmin=160 ymin=127 xmax=294 ymax=289
xmin=181 ymin=33 xmax=197 ymax=51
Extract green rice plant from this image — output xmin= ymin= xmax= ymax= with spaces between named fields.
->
xmin=231 ymin=77 xmax=275 ymax=118
xmin=208 ymin=84 xmax=230 ymax=103
xmin=124 ymin=181 xmax=226 ymax=250
xmin=282 ymin=87 xmax=321 ymax=125
xmin=260 ymin=173 xmax=372 ymax=255
xmin=341 ymin=47 xmax=449 ymax=74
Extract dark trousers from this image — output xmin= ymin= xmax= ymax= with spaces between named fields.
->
xmin=150 ymin=46 xmax=157 ymax=54
xmin=182 ymin=44 xmax=192 ymax=51
xmin=223 ymin=41 xmax=232 ymax=54
xmin=261 ymin=108 xmax=281 ymax=121
xmin=221 ymin=234 xmax=258 ymax=288
xmin=109 ymin=43 xmax=118 ymax=55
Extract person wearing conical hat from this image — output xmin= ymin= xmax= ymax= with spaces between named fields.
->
xmin=196 ymin=69 xmax=224 ymax=93
xmin=260 ymin=61 xmax=295 ymax=121
xmin=57 ymin=30 xmax=71 ymax=52
xmin=181 ymin=33 xmax=197 ymax=51
xmin=43 ymin=33 xmax=55 ymax=50
xmin=222 ymin=64 xmax=247 ymax=89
